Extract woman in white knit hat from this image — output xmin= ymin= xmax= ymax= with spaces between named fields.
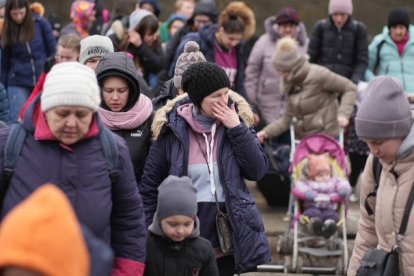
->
xmin=0 ymin=62 xmax=148 ymax=275
xmin=257 ymin=36 xmax=357 ymax=143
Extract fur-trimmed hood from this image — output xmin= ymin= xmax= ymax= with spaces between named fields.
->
xmin=151 ymin=91 xmax=254 ymax=140
xmin=220 ymin=1 xmax=256 ymax=41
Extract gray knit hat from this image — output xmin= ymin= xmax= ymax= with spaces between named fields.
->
xmin=156 ymin=176 xmax=198 ymax=220
xmin=355 ymin=76 xmax=412 ymax=140
xmin=174 ymin=41 xmax=206 ymax=89
xmin=79 ymin=35 xmax=114 ymax=64
xmin=272 ymin=36 xmax=302 ymax=72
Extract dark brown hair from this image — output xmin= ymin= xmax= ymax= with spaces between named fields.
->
xmin=1 ymin=0 xmax=34 ymax=47
xmin=220 ymin=11 xmax=245 ymax=35
xmin=135 ymin=14 xmax=159 ymax=43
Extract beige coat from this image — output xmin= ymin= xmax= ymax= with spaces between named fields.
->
xmin=348 ymin=137 xmax=414 ymax=275
xmin=263 ymin=56 xmax=356 ymax=140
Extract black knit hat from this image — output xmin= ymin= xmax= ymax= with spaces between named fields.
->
xmin=182 ymin=62 xmax=230 ymax=107
xmin=388 ymin=8 xmax=410 ymax=29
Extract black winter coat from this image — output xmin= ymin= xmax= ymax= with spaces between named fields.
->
xmin=145 ymin=233 xmax=219 ymax=276
xmin=308 ymin=18 xmax=368 ymax=83
xmin=113 ymin=115 xmax=153 ymax=182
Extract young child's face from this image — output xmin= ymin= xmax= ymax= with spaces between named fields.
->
xmin=314 ymin=170 xmax=331 ymax=183
xmin=160 ymin=215 xmax=195 ymax=242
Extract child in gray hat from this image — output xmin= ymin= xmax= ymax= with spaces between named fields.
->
xmin=145 ymin=175 xmax=219 ymax=276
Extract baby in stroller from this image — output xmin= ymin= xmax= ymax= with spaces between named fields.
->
xmin=293 ymin=153 xmax=351 ymax=238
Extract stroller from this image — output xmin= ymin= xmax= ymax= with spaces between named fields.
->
xmin=275 ymin=132 xmax=350 ymax=275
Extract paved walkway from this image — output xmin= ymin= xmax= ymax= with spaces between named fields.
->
xmin=240 ymin=181 xmax=361 ymax=275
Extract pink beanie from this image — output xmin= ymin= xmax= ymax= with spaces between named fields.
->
xmin=328 ymin=0 xmax=353 ymax=15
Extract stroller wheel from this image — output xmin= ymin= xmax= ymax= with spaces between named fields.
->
xmin=276 ymin=234 xmax=292 ymax=254
xmin=283 ymin=256 xmax=292 ymax=273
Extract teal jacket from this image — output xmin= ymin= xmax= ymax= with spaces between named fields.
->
xmin=365 ymin=25 xmax=414 ymax=92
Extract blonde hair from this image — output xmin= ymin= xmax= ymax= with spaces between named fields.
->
xmin=175 ymin=0 xmax=195 ymax=11
xmin=58 ymin=34 xmax=81 ymax=54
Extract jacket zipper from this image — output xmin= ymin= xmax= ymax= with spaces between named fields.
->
xmin=26 ymin=42 xmax=36 ymax=86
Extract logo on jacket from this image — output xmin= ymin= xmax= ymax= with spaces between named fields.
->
xmin=130 ymin=130 xmax=143 ymax=137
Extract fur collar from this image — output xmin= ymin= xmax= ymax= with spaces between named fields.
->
xmin=151 ymin=91 xmax=254 ymax=141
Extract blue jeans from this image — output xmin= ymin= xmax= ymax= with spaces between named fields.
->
xmin=7 ymin=85 xmax=31 ymax=123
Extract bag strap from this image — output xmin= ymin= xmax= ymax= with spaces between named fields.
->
xmin=373 ymin=40 xmax=386 ymax=74
xmin=364 ymin=156 xmax=382 ymax=215
xmin=0 ymin=123 xmax=27 ymax=210
xmin=398 ymin=183 xmax=414 ymax=236
xmin=99 ymin=127 xmax=119 ymax=186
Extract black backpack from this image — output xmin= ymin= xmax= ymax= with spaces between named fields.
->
xmin=364 ymin=156 xmax=382 ymax=215
xmin=0 ymin=123 xmax=119 ymax=210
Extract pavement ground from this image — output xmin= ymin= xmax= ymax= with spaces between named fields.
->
xmin=239 ymin=181 xmax=360 ymax=276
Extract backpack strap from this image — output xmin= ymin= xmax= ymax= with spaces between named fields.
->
xmin=0 ymin=123 xmax=27 ymax=210
xmin=373 ymin=40 xmax=386 ymax=74
xmin=99 ymin=127 xmax=119 ymax=186
xmin=0 ymin=124 xmax=119 ymax=212
xmin=364 ymin=156 xmax=382 ymax=215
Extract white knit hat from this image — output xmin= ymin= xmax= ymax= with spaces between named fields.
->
xmin=41 ymin=62 xmax=101 ymax=112
xmin=79 ymin=35 xmax=114 ymax=64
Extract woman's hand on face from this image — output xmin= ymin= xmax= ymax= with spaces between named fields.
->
xmin=337 ymin=116 xmax=349 ymax=128
xmin=128 ymin=30 xmax=142 ymax=47
xmin=256 ymin=130 xmax=268 ymax=144
xmin=253 ymin=113 xmax=261 ymax=126
xmin=212 ymin=102 xmax=240 ymax=129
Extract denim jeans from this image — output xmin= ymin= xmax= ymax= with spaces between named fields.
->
xmin=7 ymin=85 xmax=31 ymax=123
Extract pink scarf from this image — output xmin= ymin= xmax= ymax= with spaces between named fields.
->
xmin=98 ymin=94 xmax=153 ymax=130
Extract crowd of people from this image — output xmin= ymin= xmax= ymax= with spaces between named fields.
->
xmin=0 ymin=0 xmax=413 ymax=275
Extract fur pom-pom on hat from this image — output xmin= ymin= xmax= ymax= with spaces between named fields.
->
xmin=174 ymin=41 xmax=206 ymax=89
xmin=272 ymin=36 xmax=302 ymax=72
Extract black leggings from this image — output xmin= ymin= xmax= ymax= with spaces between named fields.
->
xmin=349 ymin=152 xmax=368 ymax=187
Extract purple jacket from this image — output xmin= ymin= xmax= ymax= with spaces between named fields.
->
xmin=0 ymin=101 xmax=147 ymax=269
xmin=245 ymin=16 xmax=309 ymax=124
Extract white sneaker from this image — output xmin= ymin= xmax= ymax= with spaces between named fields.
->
xmin=349 ymin=193 xmax=358 ymax=202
